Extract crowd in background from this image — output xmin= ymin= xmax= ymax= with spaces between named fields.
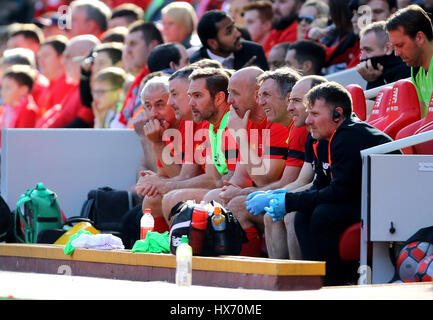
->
xmin=0 ymin=0 xmax=431 ymax=134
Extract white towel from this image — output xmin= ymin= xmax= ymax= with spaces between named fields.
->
xmin=71 ymin=233 xmax=124 ymax=250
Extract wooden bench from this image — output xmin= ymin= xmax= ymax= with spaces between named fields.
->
xmin=0 ymin=243 xmax=325 ymax=291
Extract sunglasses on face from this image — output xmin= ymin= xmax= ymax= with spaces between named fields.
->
xmin=297 ymin=15 xmax=315 ymax=24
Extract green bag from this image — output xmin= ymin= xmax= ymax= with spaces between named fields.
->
xmin=14 ymin=183 xmax=63 ymax=243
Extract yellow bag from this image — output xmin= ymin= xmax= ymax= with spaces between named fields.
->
xmin=54 ymin=222 xmax=99 ymax=245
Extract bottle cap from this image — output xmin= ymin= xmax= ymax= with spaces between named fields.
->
xmin=181 ymin=235 xmax=189 ymax=244
xmin=144 ymin=208 xmax=151 ymax=214
xmin=214 ymin=207 xmax=222 ymax=215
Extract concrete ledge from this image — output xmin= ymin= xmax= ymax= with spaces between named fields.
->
xmin=0 ymin=244 xmax=325 ymax=291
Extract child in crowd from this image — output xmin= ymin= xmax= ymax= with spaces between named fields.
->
xmin=91 ymin=67 xmax=127 ymax=128
xmin=0 ymin=65 xmax=40 ymax=134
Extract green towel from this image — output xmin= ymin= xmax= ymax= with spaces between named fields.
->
xmin=132 ymin=231 xmax=170 ymax=253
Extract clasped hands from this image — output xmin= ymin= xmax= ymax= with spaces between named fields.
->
xmin=245 ymin=189 xmax=290 ymax=221
xmin=135 ymin=170 xmax=168 ymax=198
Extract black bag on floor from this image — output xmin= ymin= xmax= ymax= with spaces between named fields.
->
xmin=168 ymin=200 xmax=247 ymax=256
xmin=80 ymin=187 xmax=134 ymax=234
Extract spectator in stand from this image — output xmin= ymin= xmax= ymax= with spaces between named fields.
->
xmin=108 ymin=3 xmax=144 ymax=29
xmin=242 ymin=1 xmax=273 ymax=47
xmin=161 ymin=1 xmax=201 ymax=49
xmin=309 ymin=0 xmax=360 ymax=74
xmin=36 ymin=34 xmax=99 ymax=128
xmin=226 ymin=0 xmax=250 ymax=28
xmin=285 ymin=40 xmax=327 ymax=75
xmin=33 ymin=11 xmax=67 ymax=38
xmin=112 ymin=21 xmax=163 ymax=128
xmin=147 ymin=42 xmax=190 ymax=74
xmin=91 ymin=67 xmax=127 ymax=128
xmin=67 ymin=0 xmax=111 ymax=38
xmin=267 ymin=42 xmax=291 ymax=70
xmin=262 ymin=0 xmax=306 ymax=56
xmin=100 ymin=26 xmax=129 ymax=44
xmin=65 ymin=42 xmax=125 ymax=128
xmin=356 ymin=21 xmax=410 ymax=90
xmin=297 ymin=0 xmax=329 ymax=41
xmin=6 ymin=23 xmax=44 ymax=55
xmin=360 ymin=0 xmax=397 ymax=23
xmin=189 ymin=10 xmax=269 ymax=71
xmin=0 ymin=65 xmax=41 ymax=144
xmin=386 ymin=4 xmax=433 ymax=118
xmin=0 ymin=0 xmax=35 ymax=25
xmin=36 ymin=35 xmax=73 ymax=115
xmin=1 ymin=48 xmax=49 ymax=109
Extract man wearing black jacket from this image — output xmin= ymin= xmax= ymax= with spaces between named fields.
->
xmin=189 ymin=10 xmax=269 ymax=71
xmin=263 ymin=81 xmax=400 ymax=285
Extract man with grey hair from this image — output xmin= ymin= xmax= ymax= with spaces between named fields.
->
xmin=356 ymin=20 xmax=410 ymax=90
xmin=68 ymin=0 xmax=112 ymax=38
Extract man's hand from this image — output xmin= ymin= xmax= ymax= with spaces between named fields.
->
xmin=228 ymin=105 xmax=250 ymax=132
xmin=219 ymin=181 xmax=242 ymax=205
xmin=245 ymin=189 xmax=290 ymax=216
xmin=264 ymin=192 xmax=288 ymax=221
xmin=356 ymin=59 xmax=383 ymax=82
xmin=143 ymin=119 xmax=165 ymax=143
xmin=132 ymin=110 xmax=150 ymax=138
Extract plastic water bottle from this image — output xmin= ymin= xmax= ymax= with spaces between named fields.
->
xmin=176 ymin=235 xmax=192 ymax=286
xmin=189 ymin=203 xmax=208 ymax=255
xmin=212 ymin=207 xmax=227 ymax=255
xmin=140 ymin=208 xmax=154 ymax=240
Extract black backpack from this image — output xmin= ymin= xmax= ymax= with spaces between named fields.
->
xmin=168 ymin=200 xmax=247 ymax=256
xmin=80 ymin=186 xmax=134 ymax=233
xmin=0 ymin=195 xmax=13 ymax=242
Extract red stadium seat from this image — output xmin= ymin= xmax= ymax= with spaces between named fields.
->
xmin=339 ymin=222 xmax=372 ymax=261
xmin=346 ymin=84 xmax=366 ymax=121
xmin=371 ymin=79 xmax=421 ymax=139
xmin=367 ymin=86 xmax=392 ymax=125
xmin=413 ymin=121 xmax=433 ymax=154
xmin=396 ymin=91 xmax=433 ymax=154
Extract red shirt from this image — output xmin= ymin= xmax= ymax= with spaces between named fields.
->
xmin=36 ymin=85 xmax=85 ymax=128
xmin=37 ymin=73 xmax=76 ymax=115
xmin=285 ymin=122 xmax=308 ymax=167
xmin=0 ymin=95 xmax=41 ymax=147
xmin=262 ymin=22 xmax=298 ymax=56
xmin=262 ymin=122 xmax=290 ymax=160
xmin=118 ymin=68 xmax=149 ymax=127
xmin=31 ymin=71 xmax=49 ymax=108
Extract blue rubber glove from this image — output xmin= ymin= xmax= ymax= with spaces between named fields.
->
xmin=245 ymin=192 xmax=271 ymax=215
xmin=245 ymin=189 xmax=289 ymax=216
xmin=246 ymin=190 xmax=266 ymax=201
xmin=264 ymin=191 xmax=289 ymax=221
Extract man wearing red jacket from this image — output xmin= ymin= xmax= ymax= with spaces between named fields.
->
xmin=262 ymin=0 xmax=305 ymax=56
xmin=111 ymin=21 xmax=163 ymax=128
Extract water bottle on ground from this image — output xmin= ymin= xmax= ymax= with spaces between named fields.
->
xmin=212 ymin=206 xmax=227 ymax=255
xmin=176 ymin=235 xmax=192 ymax=286
xmin=140 ymin=208 xmax=154 ymax=240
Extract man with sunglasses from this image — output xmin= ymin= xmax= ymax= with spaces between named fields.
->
xmin=262 ymin=0 xmax=306 ymax=56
